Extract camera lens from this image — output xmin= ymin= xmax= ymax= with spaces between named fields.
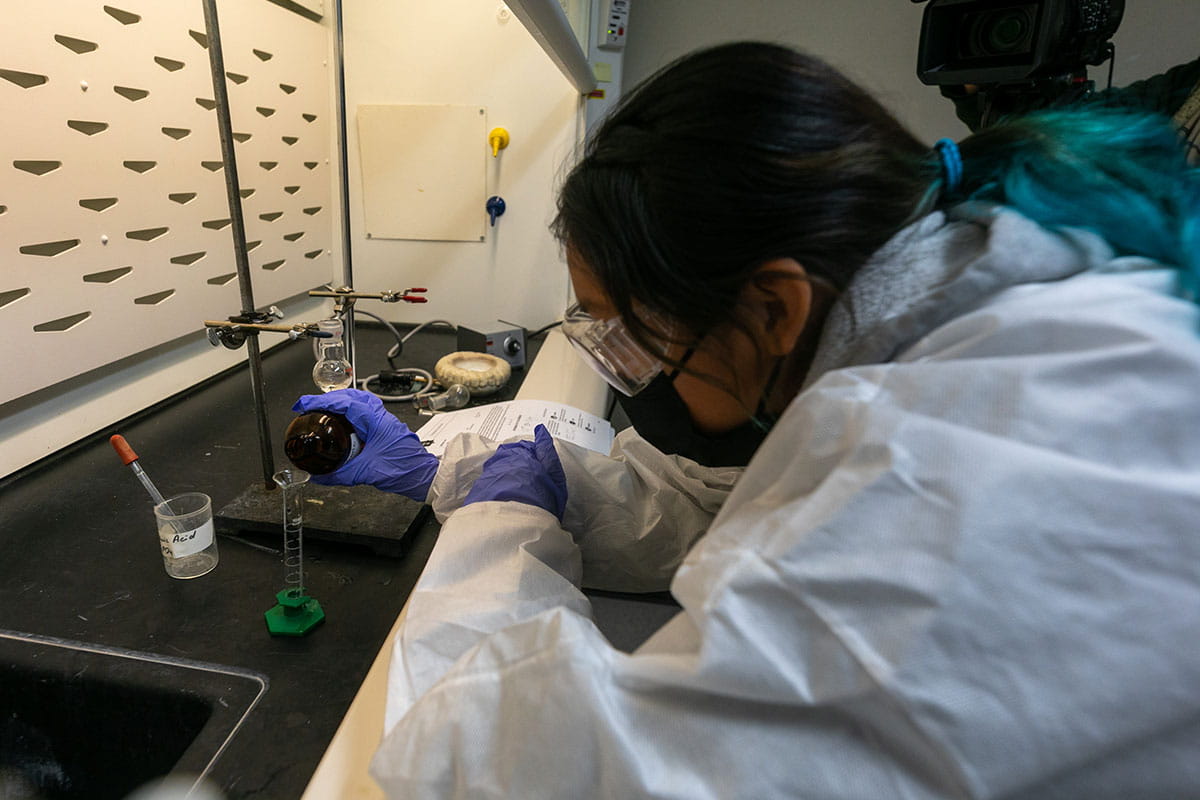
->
xmin=988 ymin=15 xmax=1027 ymax=50
xmin=962 ymin=4 xmax=1037 ymax=57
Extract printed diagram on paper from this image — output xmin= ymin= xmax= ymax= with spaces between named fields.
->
xmin=416 ymin=400 xmax=614 ymax=457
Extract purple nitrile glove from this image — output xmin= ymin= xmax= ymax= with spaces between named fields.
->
xmin=291 ymin=388 xmax=439 ymax=502
xmin=463 ymin=424 xmax=568 ymax=521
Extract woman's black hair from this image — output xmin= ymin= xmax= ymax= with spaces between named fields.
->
xmin=553 ymin=41 xmax=1200 ymax=360
xmin=552 ymin=41 xmax=932 ymax=354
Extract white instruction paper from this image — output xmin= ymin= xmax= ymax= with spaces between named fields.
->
xmin=416 ymin=399 xmax=614 ymax=457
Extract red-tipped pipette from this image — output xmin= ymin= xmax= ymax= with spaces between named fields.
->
xmin=110 ymin=434 xmax=170 ymax=509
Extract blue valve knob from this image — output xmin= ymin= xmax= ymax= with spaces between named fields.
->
xmin=486 ymin=196 xmax=506 ymax=227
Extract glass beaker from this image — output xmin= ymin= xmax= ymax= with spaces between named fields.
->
xmin=153 ymin=492 xmax=219 ymax=579
xmin=312 ymin=317 xmax=353 ymax=392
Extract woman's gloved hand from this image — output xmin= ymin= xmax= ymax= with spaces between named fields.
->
xmin=463 ymin=425 xmax=567 ymax=521
xmin=292 ymin=389 xmax=439 ymax=502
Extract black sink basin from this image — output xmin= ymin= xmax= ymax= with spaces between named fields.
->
xmin=0 ymin=630 xmax=267 ymax=800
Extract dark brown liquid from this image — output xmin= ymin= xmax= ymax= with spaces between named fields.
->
xmin=283 ymin=411 xmax=355 ymax=474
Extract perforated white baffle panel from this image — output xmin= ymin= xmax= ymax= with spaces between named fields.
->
xmin=0 ymin=0 xmax=333 ymax=406
xmin=357 ymin=104 xmax=487 ymax=242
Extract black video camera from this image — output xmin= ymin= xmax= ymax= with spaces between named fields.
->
xmin=914 ymin=0 xmax=1125 ymax=127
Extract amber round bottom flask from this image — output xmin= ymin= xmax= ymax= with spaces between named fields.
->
xmin=283 ymin=411 xmax=363 ymax=474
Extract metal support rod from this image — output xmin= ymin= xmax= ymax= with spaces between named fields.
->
xmin=332 ymin=0 xmax=357 ymax=376
xmin=201 ymin=0 xmax=276 ymax=490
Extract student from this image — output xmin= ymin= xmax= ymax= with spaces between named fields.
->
xmin=307 ymin=42 xmax=1200 ymax=797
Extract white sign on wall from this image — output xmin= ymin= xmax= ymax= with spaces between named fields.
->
xmin=356 ymin=104 xmax=488 ymax=243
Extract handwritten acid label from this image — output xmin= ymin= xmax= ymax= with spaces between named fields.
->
xmin=159 ymin=518 xmax=214 ymax=558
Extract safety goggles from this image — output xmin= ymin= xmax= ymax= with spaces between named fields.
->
xmin=560 ymin=302 xmax=667 ymax=396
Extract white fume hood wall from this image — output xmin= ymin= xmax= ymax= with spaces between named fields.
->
xmin=336 ymin=1 xmax=582 ymax=334
xmin=0 ymin=0 xmax=337 ymax=477
xmin=0 ymin=0 xmax=587 ymax=479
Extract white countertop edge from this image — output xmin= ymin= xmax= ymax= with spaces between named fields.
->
xmin=299 ymin=603 xmax=404 ymax=800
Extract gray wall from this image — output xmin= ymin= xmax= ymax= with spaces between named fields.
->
xmin=622 ymin=1 xmax=1200 ymax=144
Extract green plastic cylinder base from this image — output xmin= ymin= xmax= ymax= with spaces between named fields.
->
xmin=265 ymin=587 xmax=325 ymax=636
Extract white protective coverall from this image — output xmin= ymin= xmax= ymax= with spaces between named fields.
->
xmin=371 ymin=206 xmax=1200 ymax=799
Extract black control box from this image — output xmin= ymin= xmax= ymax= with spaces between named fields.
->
xmin=456 ymin=323 xmax=526 ymax=369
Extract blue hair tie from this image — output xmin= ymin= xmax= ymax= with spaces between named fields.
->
xmin=934 ymin=138 xmax=963 ymax=195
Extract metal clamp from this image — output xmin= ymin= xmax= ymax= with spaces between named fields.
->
xmin=204 ymin=309 xmax=333 ymax=349
xmin=308 ymin=286 xmax=429 ymax=306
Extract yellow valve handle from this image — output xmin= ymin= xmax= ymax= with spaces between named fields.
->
xmin=488 ymin=127 xmax=510 ymax=157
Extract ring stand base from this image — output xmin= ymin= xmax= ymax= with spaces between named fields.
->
xmin=265 ymin=588 xmax=325 ymax=636
xmin=215 ymin=482 xmax=430 ymax=558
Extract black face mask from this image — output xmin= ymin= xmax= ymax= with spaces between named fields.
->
xmin=614 ymin=372 xmax=768 ymax=468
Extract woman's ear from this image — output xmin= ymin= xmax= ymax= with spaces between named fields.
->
xmin=744 ymin=258 xmax=812 ymax=357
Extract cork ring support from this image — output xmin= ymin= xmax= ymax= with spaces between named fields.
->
xmin=434 ymin=352 xmax=512 ymax=396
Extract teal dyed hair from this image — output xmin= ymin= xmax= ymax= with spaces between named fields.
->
xmin=950 ymin=108 xmax=1200 ymax=291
